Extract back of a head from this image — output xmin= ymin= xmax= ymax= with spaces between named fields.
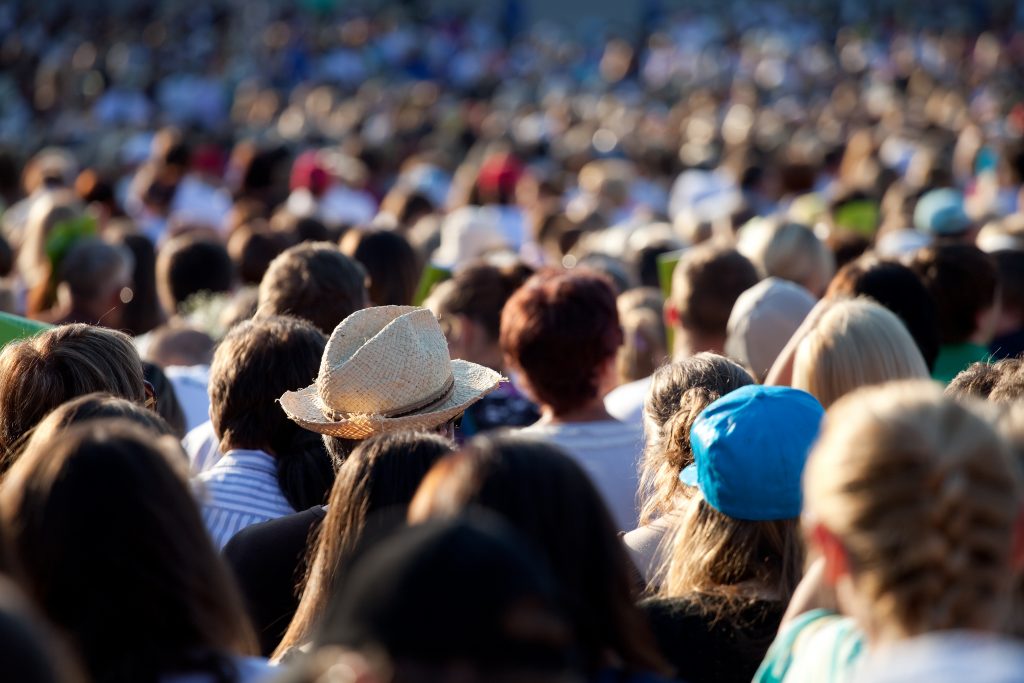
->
xmin=209 ymin=315 xmax=332 ymax=510
xmin=805 ymin=382 xmax=1021 ymax=636
xmin=725 ymin=278 xmax=817 ymax=381
xmin=793 ymin=299 xmax=930 ymax=408
xmin=145 ymin=325 xmax=216 ymax=368
xmin=827 ymin=255 xmax=941 ymax=371
xmin=617 ymin=289 xmax=669 ymax=384
xmin=227 ymin=224 xmax=288 ymax=286
xmin=278 ymin=431 xmax=457 ymax=657
xmin=26 ymin=392 xmax=175 ymax=452
xmin=57 ymin=238 xmax=133 ymax=306
xmin=430 ymin=260 xmax=535 ymax=342
xmin=0 ymin=324 xmax=146 ymax=465
xmin=910 ymin=245 xmax=998 ymax=345
xmin=258 ymin=242 xmax=367 ymax=336
xmin=500 ymin=270 xmax=623 ymax=415
xmin=640 ymin=353 xmax=755 ymax=524
xmin=0 ymin=420 xmax=254 ymax=681
xmin=670 ymin=244 xmax=760 ymax=340
xmin=744 ymin=222 xmax=834 ymax=297
xmin=316 ymin=515 xmax=575 ymax=680
xmin=340 ymin=229 xmax=421 ymax=306
xmin=409 ymin=434 xmax=664 ymax=674
xmin=947 ymin=358 xmax=1024 ymax=404
xmin=156 ymin=236 xmax=234 ymax=316
xmin=0 ymin=579 xmax=82 ymax=683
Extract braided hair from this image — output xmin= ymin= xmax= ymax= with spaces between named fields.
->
xmin=638 ymin=354 xmax=754 ymax=526
xmin=805 ymin=381 xmax=1022 ymax=638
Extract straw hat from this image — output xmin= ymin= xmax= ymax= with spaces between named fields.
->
xmin=280 ymin=306 xmax=504 ymax=438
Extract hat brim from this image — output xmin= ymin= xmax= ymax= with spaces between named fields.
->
xmin=279 ymin=360 xmax=504 ymax=439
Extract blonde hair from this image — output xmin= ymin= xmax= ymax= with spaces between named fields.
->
xmin=805 ymin=381 xmax=1021 ymax=638
xmin=655 ymin=496 xmax=804 ymax=622
xmin=638 ymin=354 xmax=753 ymax=525
xmin=792 ymin=298 xmax=929 ymax=408
xmin=616 ymin=288 xmax=668 ymax=385
xmin=739 ymin=220 xmax=834 ymax=296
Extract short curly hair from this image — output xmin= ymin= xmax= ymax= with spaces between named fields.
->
xmin=500 ymin=270 xmax=622 ymax=415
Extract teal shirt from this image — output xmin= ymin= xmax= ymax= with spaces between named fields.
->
xmin=931 ymin=343 xmax=991 ymax=385
xmin=753 ymin=609 xmax=864 ymax=683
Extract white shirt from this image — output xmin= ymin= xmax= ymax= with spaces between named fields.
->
xmin=164 ymin=364 xmax=211 ymax=433
xmin=183 ymin=419 xmax=222 ymax=475
xmin=195 ymin=449 xmax=295 ymax=550
xmin=516 ymin=419 xmax=644 ymax=532
xmin=622 ymin=511 xmax=681 ymax=586
xmin=604 ymin=376 xmax=652 ymax=428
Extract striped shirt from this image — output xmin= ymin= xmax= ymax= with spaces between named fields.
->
xmin=195 ymin=449 xmax=295 ymax=550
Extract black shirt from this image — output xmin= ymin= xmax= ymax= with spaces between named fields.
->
xmin=639 ymin=596 xmax=784 ymax=683
xmin=223 ymin=505 xmax=327 ymax=656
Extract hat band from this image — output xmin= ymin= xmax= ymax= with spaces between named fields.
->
xmin=323 ymin=372 xmax=456 ymax=422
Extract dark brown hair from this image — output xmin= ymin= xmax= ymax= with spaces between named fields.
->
xmin=339 ymin=229 xmax=421 ymax=306
xmin=0 ymin=420 xmax=257 ymax=683
xmin=257 ymin=242 xmax=367 ymax=335
xmin=910 ymin=245 xmax=998 ymax=344
xmin=156 ymin=236 xmax=234 ymax=315
xmin=670 ymin=244 xmax=760 ymax=337
xmin=827 ymin=255 xmax=941 ymax=371
xmin=275 ymin=431 xmax=455 ymax=658
xmin=434 ymin=261 xmax=534 ymax=341
xmin=410 ymin=435 xmax=669 ymax=676
xmin=500 ymin=270 xmax=623 ymax=415
xmin=209 ymin=315 xmax=334 ymax=510
xmin=0 ymin=324 xmax=146 ymax=469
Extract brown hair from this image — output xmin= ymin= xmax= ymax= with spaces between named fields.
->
xmin=946 ymin=358 xmax=1024 ymax=403
xmin=257 ymin=242 xmax=367 ymax=335
xmin=155 ymin=235 xmax=235 ymax=316
xmin=0 ymin=420 xmax=257 ymax=683
xmin=639 ymin=354 xmax=754 ymax=525
xmin=500 ymin=270 xmax=623 ymax=415
xmin=274 ymin=431 xmax=454 ymax=658
xmin=0 ymin=324 xmax=145 ymax=469
xmin=909 ymin=245 xmax=999 ymax=345
xmin=339 ymin=229 xmax=421 ymax=306
xmin=431 ymin=261 xmax=535 ymax=342
xmin=209 ymin=315 xmax=334 ymax=510
xmin=805 ymin=382 xmax=1021 ymax=638
xmin=410 ymin=435 xmax=669 ymax=676
xmin=670 ymin=244 xmax=759 ymax=337
xmin=656 ymin=499 xmax=804 ymax=623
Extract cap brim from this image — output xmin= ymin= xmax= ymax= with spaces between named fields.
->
xmin=679 ymin=464 xmax=699 ymax=487
xmin=279 ymin=359 xmax=504 ymax=439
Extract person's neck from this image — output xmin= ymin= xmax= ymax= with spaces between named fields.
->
xmin=538 ymin=398 xmax=615 ymax=425
xmin=672 ymin=328 xmax=726 ymax=360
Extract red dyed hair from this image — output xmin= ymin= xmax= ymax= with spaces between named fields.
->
xmin=500 ymin=270 xmax=623 ymax=415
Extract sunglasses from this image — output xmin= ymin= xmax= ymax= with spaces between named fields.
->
xmin=143 ymin=380 xmax=158 ymax=412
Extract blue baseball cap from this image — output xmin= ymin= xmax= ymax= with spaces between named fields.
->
xmin=679 ymin=385 xmax=824 ymax=521
xmin=913 ymin=188 xmax=971 ymax=236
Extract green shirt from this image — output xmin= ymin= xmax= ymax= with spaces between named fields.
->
xmin=931 ymin=343 xmax=991 ymax=385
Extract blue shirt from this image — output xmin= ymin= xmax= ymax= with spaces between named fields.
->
xmin=195 ymin=449 xmax=295 ymax=550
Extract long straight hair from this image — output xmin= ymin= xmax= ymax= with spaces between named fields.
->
xmin=409 ymin=435 xmax=670 ymax=676
xmin=0 ymin=420 xmax=258 ymax=683
xmin=273 ymin=431 xmax=454 ymax=659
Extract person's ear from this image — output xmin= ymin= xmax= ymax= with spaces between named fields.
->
xmin=1011 ymin=505 xmax=1024 ymax=573
xmin=664 ymin=300 xmax=680 ymax=329
xmin=810 ymin=522 xmax=850 ymax=586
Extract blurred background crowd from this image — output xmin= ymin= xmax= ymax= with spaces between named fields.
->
xmin=3 ymin=1 xmax=1024 ymax=683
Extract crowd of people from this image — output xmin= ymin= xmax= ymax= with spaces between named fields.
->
xmin=2 ymin=0 xmax=1024 ymax=682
